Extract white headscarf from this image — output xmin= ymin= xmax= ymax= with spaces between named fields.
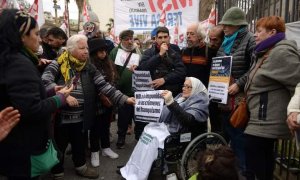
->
xmin=187 ymin=77 xmax=208 ymax=96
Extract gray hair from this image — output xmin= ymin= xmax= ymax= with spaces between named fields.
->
xmin=197 ymin=23 xmax=206 ymax=40
xmin=66 ymin=34 xmax=87 ymax=53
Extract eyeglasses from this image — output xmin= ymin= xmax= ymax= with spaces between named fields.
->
xmin=182 ymin=84 xmax=192 ymax=89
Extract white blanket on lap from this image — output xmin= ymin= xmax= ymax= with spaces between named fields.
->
xmin=121 ymin=123 xmax=170 ymax=180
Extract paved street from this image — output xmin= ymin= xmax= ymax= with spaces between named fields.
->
xmin=0 ymin=121 xmax=164 ymax=180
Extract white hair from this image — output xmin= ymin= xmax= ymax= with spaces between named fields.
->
xmin=66 ymin=34 xmax=87 ymax=53
xmin=196 ymin=23 xmax=206 ymax=40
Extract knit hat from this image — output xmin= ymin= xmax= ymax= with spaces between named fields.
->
xmin=219 ymin=7 xmax=248 ymax=26
xmin=119 ymin=30 xmax=134 ymax=40
xmin=88 ymin=38 xmax=107 ymax=55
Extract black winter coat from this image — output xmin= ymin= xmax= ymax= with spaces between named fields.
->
xmin=138 ymin=45 xmax=186 ymax=96
xmin=0 ymin=53 xmax=62 ymax=177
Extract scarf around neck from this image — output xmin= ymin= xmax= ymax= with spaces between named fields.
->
xmin=57 ymin=51 xmax=86 ymax=82
xmin=254 ymin=32 xmax=285 ymax=53
xmin=221 ymin=28 xmax=245 ymax=55
xmin=21 ymin=47 xmax=39 ymax=66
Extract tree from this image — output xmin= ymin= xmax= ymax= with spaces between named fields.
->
xmin=75 ymin=0 xmax=83 ymax=15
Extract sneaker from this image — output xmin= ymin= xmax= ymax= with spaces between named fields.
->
xmin=76 ymin=165 xmax=99 ymax=179
xmin=53 ymin=172 xmax=64 ymax=180
xmin=116 ymin=136 xmax=125 ymax=149
xmin=102 ymin=148 xmax=119 ymax=159
xmin=90 ymin=151 xmax=100 ymax=167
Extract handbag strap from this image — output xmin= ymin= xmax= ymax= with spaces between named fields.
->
xmin=119 ymin=52 xmax=133 ymax=76
xmin=245 ymin=49 xmax=272 ymax=94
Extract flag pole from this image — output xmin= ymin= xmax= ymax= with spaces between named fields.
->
xmin=66 ymin=0 xmax=70 ymax=37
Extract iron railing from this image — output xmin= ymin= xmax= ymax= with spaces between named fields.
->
xmin=217 ymin=0 xmax=300 ymax=32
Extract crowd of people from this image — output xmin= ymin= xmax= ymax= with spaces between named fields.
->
xmin=1 ymin=5 xmax=300 ymax=180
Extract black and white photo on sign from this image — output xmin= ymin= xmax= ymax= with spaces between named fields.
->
xmin=132 ymin=70 xmax=154 ymax=91
xmin=134 ymin=90 xmax=164 ymax=123
xmin=114 ymin=48 xmax=140 ymax=68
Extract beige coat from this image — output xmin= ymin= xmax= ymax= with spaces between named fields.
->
xmin=287 ymin=83 xmax=300 ymax=115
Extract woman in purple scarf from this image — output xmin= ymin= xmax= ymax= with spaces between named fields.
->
xmin=244 ymin=16 xmax=300 ymax=180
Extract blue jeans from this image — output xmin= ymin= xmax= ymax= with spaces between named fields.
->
xmin=222 ymin=111 xmax=246 ymax=171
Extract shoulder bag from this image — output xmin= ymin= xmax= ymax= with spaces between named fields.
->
xmin=230 ymin=49 xmax=271 ymax=128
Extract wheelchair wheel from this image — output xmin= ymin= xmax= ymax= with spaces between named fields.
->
xmin=180 ymin=132 xmax=227 ymax=180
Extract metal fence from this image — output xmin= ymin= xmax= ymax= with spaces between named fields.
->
xmin=216 ymin=0 xmax=300 ymax=179
xmin=217 ymin=0 xmax=300 ymax=32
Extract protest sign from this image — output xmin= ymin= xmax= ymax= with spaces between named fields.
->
xmin=132 ymin=70 xmax=154 ymax=91
xmin=135 ymin=90 xmax=164 ymax=123
xmin=208 ymin=56 xmax=232 ymax=104
xmin=114 ymin=49 xmax=140 ymax=68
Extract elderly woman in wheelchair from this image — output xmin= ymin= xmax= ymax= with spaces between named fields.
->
xmin=120 ymin=77 xmax=209 ymax=180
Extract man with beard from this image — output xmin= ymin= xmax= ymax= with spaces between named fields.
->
xmin=109 ymin=30 xmax=142 ymax=148
xmin=181 ymin=23 xmax=214 ymax=87
xmin=41 ymin=27 xmax=68 ymax=60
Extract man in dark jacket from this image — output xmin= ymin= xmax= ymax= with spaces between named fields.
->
xmin=41 ymin=27 xmax=67 ymax=60
xmin=138 ymin=26 xmax=186 ymax=96
xmin=181 ymin=23 xmax=215 ymax=88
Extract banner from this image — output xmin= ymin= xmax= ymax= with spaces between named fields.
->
xmin=114 ymin=0 xmax=200 ymax=45
xmin=135 ymin=90 xmax=164 ymax=123
xmin=286 ymin=21 xmax=300 ymax=49
xmin=208 ymin=56 xmax=232 ymax=104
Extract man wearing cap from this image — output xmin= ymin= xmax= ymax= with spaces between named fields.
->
xmin=109 ymin=30 xmax=142 ymax=148
xmin=217 ymin=7 xmax=255 ymax=172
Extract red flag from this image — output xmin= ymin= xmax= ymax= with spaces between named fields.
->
xmin=63 ymin=0 xmax=70 ymax=37
xmin=208 ymin=8 xmax=216 ymax=26
xmin=200 ymin=6 xmax=216 ymax=35
xmin=29 ymin=0 xmax=45 ymax=26
xmin=158 ymin=0 xmax=170 ymax=27
xmin=1 ymin=0 xmax=20 ymax=10
xmin=0 ymin=0 xmax=7 ymax=9
xmin=173 ymin=18 xmax=179 ymax=45
xmin=82 ymin=0 xmax=90 ymax=22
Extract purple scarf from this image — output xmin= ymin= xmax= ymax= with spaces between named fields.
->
xmin=254 ymin=32 xmax=286 ymax=53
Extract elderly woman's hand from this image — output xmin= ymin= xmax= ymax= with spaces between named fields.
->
xmin=161 ymin=90 xmax=174 ymax=105
xmin=126 ymin=97 xmax=135 ymax=105
xmin=287 ymin=112 xmax=300 ymax=134
xmin=66 ymin=95 xmax=79 ymax=107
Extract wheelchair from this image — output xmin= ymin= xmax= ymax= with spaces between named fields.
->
xmin=154 ymin=120 xmax=227 ymax=180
